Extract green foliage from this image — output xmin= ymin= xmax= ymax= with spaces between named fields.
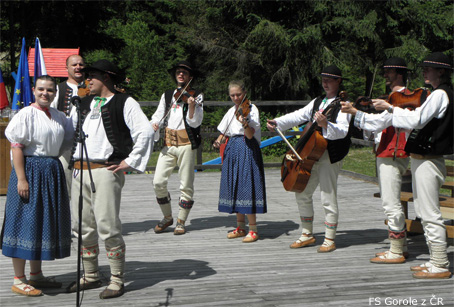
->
xmin=259 ymin=111 xmax=299 ymax=157
xmin=1 ymin=0 xmax=453 ymax=107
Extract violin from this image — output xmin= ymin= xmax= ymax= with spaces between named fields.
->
xmin=235 ymin=97 xmax=251 ymax=121
xmin=173 ymin=78 xmax=203 ymax=106
xmin=387 ymin=88 xmax=429 ymax=109
xmin=174 ymin=87 xmax=197 ymax=103
xmin=114 ymin=77 xmax=130 ymax=94
xmin=77 ymin=80 xmax=90 ymax=97
xmin=354 ymin=88 xmax=430 ymax=112
xmin=215 ymin=94 xmax=250 ymax=161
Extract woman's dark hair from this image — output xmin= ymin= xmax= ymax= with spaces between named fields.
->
xmin=35 ymin=75 xmax=57 ymax=89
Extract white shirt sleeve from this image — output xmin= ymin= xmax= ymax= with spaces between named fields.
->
xmin=274 ymin=99 xmax=314 ymax=131
xmin=355 ymin=110 xmax=393 ymax=133
xmin=185 ymin=92 xmax=204 ymax=128
xmin=123 ymin=97 xmax=153 ymax=172
xmin=150 ymin=93 xmax=166 ymax=126
xmin=275 ymin=98 xmax=350 ymax=140
xmin=392 ymin=89 xmax=449 ymax=129
xmin=323 ymin=110 xmax=351 ymax=140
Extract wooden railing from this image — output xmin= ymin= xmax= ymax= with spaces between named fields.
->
xmin=139 ymin=100 xmax=374 ymax=171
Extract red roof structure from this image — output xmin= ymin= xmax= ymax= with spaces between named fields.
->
xmin=28 ymin=48 xmax=80 ymax=77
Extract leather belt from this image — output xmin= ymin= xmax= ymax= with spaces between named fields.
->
xmin=73 ymin=161 xmax=108 ymax=170
xmin=410 ymin=153 xmax=443 ymax=160
xmin=165 ymin=128 xmax=191 ymax=147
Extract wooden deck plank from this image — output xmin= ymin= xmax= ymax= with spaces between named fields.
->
xmin=0 ymin=169 xmax=453 ymax=307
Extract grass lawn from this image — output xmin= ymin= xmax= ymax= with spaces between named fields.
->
xmin=147 ymin=145 xmax=453 ymax=195
xmin=148 ymin=145 xmax=377 ymax=177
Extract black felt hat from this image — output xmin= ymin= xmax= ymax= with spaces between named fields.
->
xmin=82 ymin=59 xmax=125 ymax=82
xmin=420 ymin=52 xmax=453 ymax=69
xmin=383 ymin=57 xmax=408 ymax=70
xmin=320 ymin=65 xmax=344 ymax=79
xmin=168 ymin=60 xmax=195 ymax=77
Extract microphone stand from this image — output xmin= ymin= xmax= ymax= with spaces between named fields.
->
xmin=71 ymin=96 xmax=96 ymax=307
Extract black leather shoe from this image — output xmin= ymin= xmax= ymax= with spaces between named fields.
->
xmin=66 ymin=279 xmax=103 ymax=293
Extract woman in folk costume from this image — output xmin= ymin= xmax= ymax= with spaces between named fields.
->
xmin=1 ymin=75 xmax=74 ymax=296
xmin=213 ymin=80 xmax=267 ymax=243
xmin=372 ymin=52 xmax=453 ymax=279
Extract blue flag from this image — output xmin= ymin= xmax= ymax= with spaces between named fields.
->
xmin=34 ymin=37 xmax=47 ymax=85
xmin=12 ymin=37 xmax=33 ymax=110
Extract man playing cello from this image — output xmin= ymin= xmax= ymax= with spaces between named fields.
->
xmin=267 ymin=65 xmax=351 ymax=252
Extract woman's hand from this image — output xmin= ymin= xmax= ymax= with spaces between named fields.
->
xmin=17 ymin=178 xmax=29 ymax=200
xmin=213 ymin=135 xmax=224 ymax=149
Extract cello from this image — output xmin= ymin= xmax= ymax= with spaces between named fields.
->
xmin=277 ymin=91 xmax=347 ymax=193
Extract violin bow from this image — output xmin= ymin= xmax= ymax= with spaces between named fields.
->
xmin=368 ymin=63 xmax=378 ymax=98
xmin=275 ymin=127 xmax=303 ymax=162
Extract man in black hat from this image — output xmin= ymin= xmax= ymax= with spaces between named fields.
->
xmin=150 ymin=60 xmax=203 ymax=235
xmin=342 ymin=57 xmax=414 ymax=264
xmin=371 ymin=52 xmax=453 ymax=279
xmin=267 ymin=65 xmax=352 ymax=253
xmin=67 ymin=59 xmax=153 ymax=298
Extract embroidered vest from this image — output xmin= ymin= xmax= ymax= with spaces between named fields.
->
xmin=405 ymin=83 xmax=453 ymax=155
xmin=163 ymin=89 xmax=202 ymax=150
xmin=57 ymin=82 xmax=73 ymax=116
xmin=69 ymin=94 xmax=133 ymax=168
xmin=311 ymin=95 xmax=351 ymax=163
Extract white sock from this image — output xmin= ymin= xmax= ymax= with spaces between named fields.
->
xmin=322 ymin=239 xmax=335 ymax=247
xmin=297 ymin=233 xmax=313 ymax=242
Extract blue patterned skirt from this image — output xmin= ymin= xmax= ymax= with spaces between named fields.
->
xmin=218 ymin=136 xmax=267 ymax=214
xmin=1 ymin=156 xmax=71 ymax=260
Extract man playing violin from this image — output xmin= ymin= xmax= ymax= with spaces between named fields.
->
xmin=371 ymin=52 xmax=453 ymax=279
xmin=341 ymin=57 xmax=413 ymax=264
xmin=150 ymin=60 xmax=204 ymax=235
xmin=267 ymin=65 xmax=352 ymax=253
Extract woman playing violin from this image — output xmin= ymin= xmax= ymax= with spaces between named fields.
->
xmin=370 ymin=52 xmax=453 ymax=279
xmin=213 ymin=80 xmax=267 ymax=243
xmin=267 ymin=65 xmax=351 ymax=253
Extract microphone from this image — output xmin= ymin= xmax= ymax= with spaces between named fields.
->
xmin=71 ymin=96 xmax=81 ymax=107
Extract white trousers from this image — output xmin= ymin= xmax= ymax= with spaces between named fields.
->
xmin=411 ymin=157 xmax=446 ymax=244
xmin=153 ymin=144 xmax=196 ymax=201
xmin=295 ymin=151 xmax=343 ymax=239
xmin=377 ymin=157 xmax=410 ymax=232
xmin=71 ymin=167 xmax=125 ymax=249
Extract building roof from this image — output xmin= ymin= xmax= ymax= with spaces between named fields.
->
xmin=28 ymin=48 xmax=80 ymax=77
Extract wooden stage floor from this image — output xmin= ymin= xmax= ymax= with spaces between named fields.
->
xmin=0 ymin=169 xmax=453 ymax=307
